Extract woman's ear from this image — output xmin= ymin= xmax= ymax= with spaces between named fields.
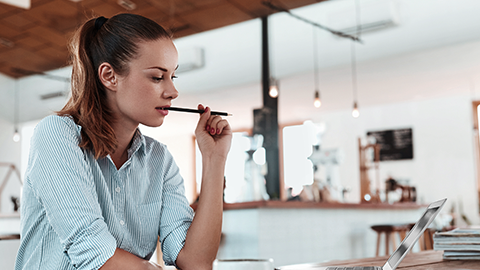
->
xmin=98 ymin=62 xmax=117 ymax=91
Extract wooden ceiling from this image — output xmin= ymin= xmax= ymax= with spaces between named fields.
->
xmin=0 ymin=0 xmax=325 ymax=78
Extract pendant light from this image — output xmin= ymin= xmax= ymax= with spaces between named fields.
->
xmin=351 ymin=0 xmax=361 ymax=118
xmin=313 ymin=26 xmax=321 ymax=108
xmin=351 ymin=41 xmax=359 ymax=118
xmin=269 ymin=77 xmax=279 ymax=98
xmin=12 ymin=80 xmax=20 ymax=142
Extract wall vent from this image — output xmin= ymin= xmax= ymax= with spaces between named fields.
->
xmin=176 ymin=47 xmax=205 ymax=74
xmin=40 ymin=91 xmax=66 ymax=100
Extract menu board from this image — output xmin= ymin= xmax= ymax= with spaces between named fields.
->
xmin=366 ymin=128 xmax=413 ymax=161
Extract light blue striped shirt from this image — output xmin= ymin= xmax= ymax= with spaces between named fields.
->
xmin=15 ymin=115 xmax=194 ymax=270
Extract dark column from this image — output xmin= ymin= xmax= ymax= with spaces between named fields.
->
xmin=253 ymin=16 xmax=280 ymax=199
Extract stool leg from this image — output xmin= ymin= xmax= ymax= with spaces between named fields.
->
xmin=425 ymin=230 xmax=433 ymax=250
xmin=385 ymin=232 xmax=390 ymax=255
xmin=376 ymin=232 xmax=381 ymax=257
xmin=419 ymin=233 xmax=425 ymax=251
xmin=392 ymin=232 xmax=398 ymax=252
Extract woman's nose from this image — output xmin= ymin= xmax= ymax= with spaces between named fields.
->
xmin=163 ymin=82 xmax=179 ymax=100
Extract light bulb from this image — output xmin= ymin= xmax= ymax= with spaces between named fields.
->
xmin=314 ymin=90 xmax=321 ymax=108
xmin=352 ymin=102 xmax=360 ymax=118
xmin=13 ymin=130 xmax=20 ymax=142
xmin=269 ymin=84 xmax=278 ymax=98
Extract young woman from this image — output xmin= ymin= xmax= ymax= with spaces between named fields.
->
xmin=15 ymin=14 xmax=231 ymax=270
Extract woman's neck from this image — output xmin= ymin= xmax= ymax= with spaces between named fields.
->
xmin=111 ymin=122 xmax=138 ymax=170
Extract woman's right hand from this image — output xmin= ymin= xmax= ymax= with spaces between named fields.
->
xmin=194 ymin=104 xmax=232 ymax=161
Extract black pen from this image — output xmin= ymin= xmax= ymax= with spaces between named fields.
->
xmin=163 ymin=107 xmax=233 ymax=116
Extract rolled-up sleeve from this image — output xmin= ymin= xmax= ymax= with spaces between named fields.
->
xmin=26 ymin=116 xmax=116 ymax=269
xmin=157 ymin=148 xmax=194 ymax=266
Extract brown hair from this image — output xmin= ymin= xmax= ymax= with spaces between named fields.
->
xmin=58 ymin=13 xmax=171 ymax=159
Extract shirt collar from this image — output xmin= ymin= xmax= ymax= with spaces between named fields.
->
xmin=127 ymin=128 xmax=146 ymax=158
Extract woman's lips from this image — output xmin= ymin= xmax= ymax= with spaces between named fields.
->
xmin=156 ymin=107 xmax=169 ymax=116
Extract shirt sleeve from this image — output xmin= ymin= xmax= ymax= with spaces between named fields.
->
xmin=157 ymin=146 xmax=194 ymax=266
xmin=25 ymin=116 xmax=117 ymax=269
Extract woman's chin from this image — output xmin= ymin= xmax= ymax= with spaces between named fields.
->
xmin=141 ymin=119 xmax=164 ymax=128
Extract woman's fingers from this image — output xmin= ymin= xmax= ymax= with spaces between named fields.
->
xmin=195 ymin=104 xmax=230 ymax=137
xmin=207 ymin=116 xmax=221 ymax=135
xmin=206 ymin=116 xmax=231 ymax=136
xmin=214 ymin=119 xmax=229 ymax=135
xmin=195 ymin=104 xmax=211 ymax=134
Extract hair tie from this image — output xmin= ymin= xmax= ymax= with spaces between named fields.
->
xmin=95 ymin=16 xmax=108 ymax=31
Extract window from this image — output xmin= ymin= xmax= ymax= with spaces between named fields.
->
xmin=472 ymin=101 xmax=480 ymax=212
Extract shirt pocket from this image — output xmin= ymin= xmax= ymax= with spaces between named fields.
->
xmin=137 ymin=203 xmax=162 ymax=252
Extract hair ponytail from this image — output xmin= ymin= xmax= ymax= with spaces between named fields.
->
xmin=58 ymin=14 xmax=171 ymax=159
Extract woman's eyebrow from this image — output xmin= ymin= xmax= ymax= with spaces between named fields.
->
xmin=147 ymin=65 xmax=179 ymax=72
xmin=148 ymin=66 xmax=168 ymax=72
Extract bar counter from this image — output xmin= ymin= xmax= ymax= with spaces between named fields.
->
xmin=222 ymin=200 xmax=424 ymax=210
xmin=216 ymin=200 xmax=429 ymax=267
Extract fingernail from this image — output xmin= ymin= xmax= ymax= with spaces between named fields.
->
xmin=206 ymin=125 xmax=210 ymax=131
xmin=211 ymin=127 xmax=215 ymax=134
xmin=216 ymin=128 xmax=220 ymax=134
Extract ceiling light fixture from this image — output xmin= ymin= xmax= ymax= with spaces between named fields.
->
xmin=268 ymin=17 xmax=279 ymax=99
xmin=351 ymin=41 xmax=359 ymax=118
xmin=269 ymin=77 xmax=279 ymax=98
xmin=351 ymin=0 xmax=361 ymax=118
xmin=313 ymin=26 xmax=321 ymax=108
xmin=12 ymin=80 xmax=20 ymax=142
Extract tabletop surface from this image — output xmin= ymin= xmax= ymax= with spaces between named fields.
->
xmin=278 ymin=250 xmax=480 ymax=270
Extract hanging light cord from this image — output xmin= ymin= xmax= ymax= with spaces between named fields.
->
xmin=313 ymin=26 xmax=319 ymax=93
xmin=14 ymin=81 xmax=19 ymax=130
xmin=351 ymin=0 xmax=361 ymax=103
xmin=351 ymin=41 xmax=357 ymax=102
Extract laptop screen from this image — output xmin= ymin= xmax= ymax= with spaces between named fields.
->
xmin=385 ymin=198 xmax=445 ymax=270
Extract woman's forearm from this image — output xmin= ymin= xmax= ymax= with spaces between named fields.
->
xmin=176 ymin=156 xmax=226 ymax=270
xmin=100 ymin=248 xmax=163 ymax=270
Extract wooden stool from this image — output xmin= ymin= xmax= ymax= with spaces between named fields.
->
xmin=418 ymin=228 xmax=434 ymax=251
xmin=371 ymin=224 xmax=413 ymax=256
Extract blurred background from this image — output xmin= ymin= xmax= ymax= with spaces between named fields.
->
xmin=1 ymin=0 xmax=480 ymax=268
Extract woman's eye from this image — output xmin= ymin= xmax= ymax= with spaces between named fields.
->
xmin=152 ymin=76 xmax=177 ymax=82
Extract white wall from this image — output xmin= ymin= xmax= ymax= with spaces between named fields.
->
xmin=0 ymin=118 xmax=22 ymax=214
xmin=0 ymin=74 xmax=22 ymax=270
xmin=0 ymin=73 xmax=22 ymax=214
xmin=312 ymin=95 xmax=479 ymax=225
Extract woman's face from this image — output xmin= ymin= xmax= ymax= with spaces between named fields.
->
xmin=111 ymin=38 xmax=179 ymax=129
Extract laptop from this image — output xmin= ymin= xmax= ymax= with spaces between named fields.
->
xmin=279 ymin=198 xmax=447 ymax=270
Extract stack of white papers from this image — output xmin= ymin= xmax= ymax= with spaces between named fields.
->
xmin=433 ymin=228 xmax=480 ymax=260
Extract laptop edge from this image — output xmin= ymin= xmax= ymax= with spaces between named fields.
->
xmin=382 ymin=198 xmax=446 ymax=270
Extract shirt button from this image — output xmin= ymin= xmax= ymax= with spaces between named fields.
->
xmin=115 ymin=187 xmax=121 ymax=193
xmin=120 ymin=220 xmax=125 ymax=226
